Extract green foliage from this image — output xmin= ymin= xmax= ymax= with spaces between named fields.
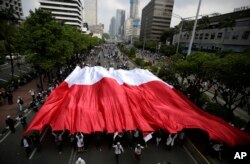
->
xmin=134 ymin=57 xmax=145 ymax=66
xmin=160 ymin=28 xmax=175 ymax=44
xmin=160 ymin=45 xmax=176 ymax=56
xmin=129 ymin=47 xmax=136 ymax=58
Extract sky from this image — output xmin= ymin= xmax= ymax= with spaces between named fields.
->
xmin=22 ymin=0 xmax=250 ymax=33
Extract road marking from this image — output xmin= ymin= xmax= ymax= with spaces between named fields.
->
xmin=68 ymin=149 xmax=74 ymax=164
xmin=0 ymin=109 xmax=32 ymax=143
xmin=8 ymin=74 xmax=20 ymax=77
xmin=0 ymin=78 xmax=8 ymax=82
xmin=29 ymin=127 xmax=49 ymax=160
xmin=19 ymin=70 xmax=27 ymax=73
xmin=1 ymin=66 xmax=10 ymax=70
xmin=183 ymin=145 xmax=198 ymax=164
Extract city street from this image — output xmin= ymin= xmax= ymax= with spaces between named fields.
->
xmin=0 ymin=45 xmax=196 ymax=164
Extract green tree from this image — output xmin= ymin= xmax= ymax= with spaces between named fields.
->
xmin=160 ymin=28 xmax=175 ymax=45
xmin=175 ymin=52 xmax=219 ymax=103
xmin=214 ymin=53 xmax=250 ymax=113
xmin=16 ymin=9 xmax=74 ymax=89
xmin=0 ymin=8 xmax=19 ymax=79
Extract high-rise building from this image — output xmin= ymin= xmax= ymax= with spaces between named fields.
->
xmin=39 ymin=0 xmax=83 ymax=29
xmin=0 ymin=0 xmax=24 ymax=20
xmin=84 ymin=0 xmax=97 ymax=26
xmin=140 ymin=0 xmax=174 ymax=41
xmin=130 ymin=0 xmax=139 ymax=19
xmin=115 ymin=9 xmax=126 ymax=40
xmin=109 ymin=17 xmax=116 ymax=38
xmin=125 ymin=0 xmax=140 ymax=42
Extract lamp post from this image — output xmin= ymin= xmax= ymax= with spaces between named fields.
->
xmin=176 ymin=18 xmax=184 ymax=54
xmin=187 ymin=0 xmax=202 ymax=56
xmin=143 ymin=17 xmax=148 ymax=52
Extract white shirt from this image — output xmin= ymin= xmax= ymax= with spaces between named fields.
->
xmin=75 ymin=158 xmax=85 ymax=164
xmin=135 ymin=146 xmax=144 ymax=155
xmin=23 ymin=138 xmax=29 ymax=148
xmin=113 ymin=144 xmax=124 ymax=154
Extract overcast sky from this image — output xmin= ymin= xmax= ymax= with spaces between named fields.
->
xmin=22 ymin=0 xmax=250 ymax=32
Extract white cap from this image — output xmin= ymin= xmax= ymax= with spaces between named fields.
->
xmin=117 ymin=142 xmax=120 ymax=145
xmin=7 ymin=115 xmax=11 ymax=118
xmin=137 ymin=144 xmax=140 ymax=147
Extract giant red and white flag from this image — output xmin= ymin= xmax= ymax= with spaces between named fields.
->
xmin=25 ymin=66 xmax=250 ymax=146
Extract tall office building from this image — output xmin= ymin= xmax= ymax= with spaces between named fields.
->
xmin=0 ymin=0 xmax=24 ymax=20
xmin=84 ymin=0 xmax=97 ymax=26
xmin=109 ymin=17 xmax=116 ymax=38
xmin=125 ymin=0 xmax=141 ymax=42
xmin=39 ymin=0 xmax=83 ymax=29
xmin=130 ymin=0 xmax=139 ymax=19
xmin=115 ymin=9 xmax=126 ymax=40
xmin=140 ymin=0 xmax=174 ymax=41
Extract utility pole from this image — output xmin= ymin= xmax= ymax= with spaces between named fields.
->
xmin=176 ymin=19 xmax=184 ymax=54
xmin=187 ymin=0 xmax=202 ymax=56
xmin=143 ymin=17 xmax=148 ymax=52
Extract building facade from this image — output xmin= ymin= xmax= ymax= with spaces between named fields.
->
xmin=115 ymin=9 xmax=126 ymax=40
xmin=172 ymin=9 xmax=250 ymax=52
xmin=84 ymin=0 xmax=97 ymax=26
xmin=125 ymin=0 xmax=141 ymax=43
xmin=39 ymin=0 xmax=83 ymax=29
xmin=0 ymin=0 xmax=24 ymax=20
xmin=130 ymin=0 xmax=139 ymax=19
xmin=140 ymin=0 xmax=174 ymax=41
xmin=109 ymin=17 xmax=116 ymax=38
xmin=89 ymin=23 xmax=104 ymax=34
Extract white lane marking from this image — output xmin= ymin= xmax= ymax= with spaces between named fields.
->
xmin=68 ymin=149 xmax=74 ymax=164
xmin=0 ymin=78 xmax=8 ymax=82
xmin=19 ymin=70 xmax=27 ymax=73
xmin=29 ymin=127 xmax=49 ymax=160
xmin=183 ymin=145 xmax=198 ymax=164
xmin=0 ymin=109 xmax=32 ymax=143
xmin=9 ymin=74 xmax=19 ymax=77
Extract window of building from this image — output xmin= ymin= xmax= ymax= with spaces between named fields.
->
xmin=199 ymin=33 xmax=203 ymax=40
xmin=224 ymin=31 xmax=231 ymax=40
xmin=232 ymin=31 xmax=240 ymax=40
xmin=217 ymin=32 xmax=223 ymax=39
xmin=204 ymin=33 xmax=209 ymax=39
xmin=195 ymin=33 xmax=199 ymax=39
xmin=210 ymin=33 xmax=215 ymax=39
xmin=242 ymin=31 xmax=250 ymax=40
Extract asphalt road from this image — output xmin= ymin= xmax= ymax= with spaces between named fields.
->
xmin=0 ymin=60 xmax=32 ymax=82
xmin=0 ymin=45 xmax=196 ymax=164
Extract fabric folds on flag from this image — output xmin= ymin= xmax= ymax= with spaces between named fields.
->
xmin=25 ymin=66 xmax=250 ymax=146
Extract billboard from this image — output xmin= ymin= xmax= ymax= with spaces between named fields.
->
xmin=132 ymin=19 xmax=141 ymax=27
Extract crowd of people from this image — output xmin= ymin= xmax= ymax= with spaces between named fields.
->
xmin=47 ymin=129 xmax=185 ymax=164
xmin=2 ymin=45 xmax=234 ymax=163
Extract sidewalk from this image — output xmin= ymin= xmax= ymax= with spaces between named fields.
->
xmin=205 ymin=91 xmax=250 ymax=122
xmin=0 ymin=78 xmax=48 ymax=129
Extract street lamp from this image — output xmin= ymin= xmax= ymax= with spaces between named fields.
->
xmin=187 ymin=0 xmax=202 ymax=56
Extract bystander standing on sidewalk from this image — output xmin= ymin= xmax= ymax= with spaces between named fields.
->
xmin=6 ymin=91 xmax=13 ymax=104
xmin=29 ymin=89 xmax=35 ymax=100
xmin=17 ymin=96 xmax=24 ymax=113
